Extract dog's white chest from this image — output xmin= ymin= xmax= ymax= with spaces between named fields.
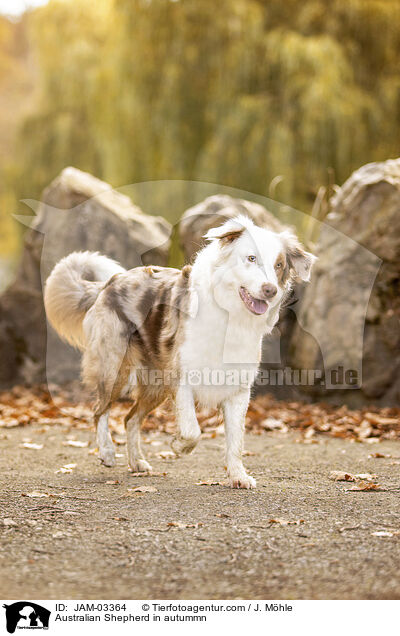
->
xmin=179 ymin=303 xmax=261 ymax=407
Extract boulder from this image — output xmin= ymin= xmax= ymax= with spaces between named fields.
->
xmin=290 ymin=159 xmax=400 ymax=406
xmin=179 ymin=194 xmax=284 ymax=261
xmin=0 ymin=167 xmax=171 ymax=387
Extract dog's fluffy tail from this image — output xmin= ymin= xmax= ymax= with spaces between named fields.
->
xmin=44 ymin=251 xmax=125 ymax=350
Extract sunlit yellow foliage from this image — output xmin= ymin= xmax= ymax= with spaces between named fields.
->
xmin=1 ymin=0 xmax=400 ymax=257
xmin=0 ymin=15 xmax=33 ymax=260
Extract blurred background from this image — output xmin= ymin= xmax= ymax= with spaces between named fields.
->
xmin=1 ymin=0 xmax=400 ymax=282
xmin=0 ymin=0 xmax=399 ymax=404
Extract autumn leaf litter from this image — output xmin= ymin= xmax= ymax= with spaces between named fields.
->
xmin=1 ymin=385 xmax=399 ymax=442
xmin=1 ymin=384 xmax=399 ymax=498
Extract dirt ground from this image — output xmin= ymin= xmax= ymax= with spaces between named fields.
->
xmin=1 ymin=423 xmax=400 ymax=600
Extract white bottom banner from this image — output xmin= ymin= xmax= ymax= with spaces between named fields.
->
xmin=1 ymin=599 xmax=398 ymax=635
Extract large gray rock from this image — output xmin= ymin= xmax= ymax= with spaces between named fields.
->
xmin=0 ymin=167 xmax=171 ymax=387
xmin=179 ymin=194 xmax=284 ymax=261
xmin=290 ymin=159 xmax=400 ymax=406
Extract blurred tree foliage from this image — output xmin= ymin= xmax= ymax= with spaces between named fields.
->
xmin=2 ymin=0 xmax=400 ymax=245
xmin=0 ymin=15 xmax=33 ymax=260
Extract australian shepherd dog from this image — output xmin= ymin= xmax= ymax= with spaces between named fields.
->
xmin=44 ymin=215 xmax=316 ymax=488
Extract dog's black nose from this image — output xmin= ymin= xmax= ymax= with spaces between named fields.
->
xmin=262 ymin=283 xmax=277 ymax=299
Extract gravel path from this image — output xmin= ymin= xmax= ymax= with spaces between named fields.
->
xmin=1 ymin=424 xmax=399 ymax=599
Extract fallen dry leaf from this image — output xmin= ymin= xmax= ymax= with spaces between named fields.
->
xmin=364 ymin=413 xmax=399 ymax=427
xmin=304 ymin=427 xmax=316 ymax=439
xmin=369 ymin=452 xmax=389 ymax=458
xmin=345 ymin=481 xmax=386 ymax=491
xmin=55 ymin=463 xmax=77 ymax=474
xmin=329 ymin=471 xmax=354 ymax=481
xmin=167 ymin=521 xmax=203 ymax=529
xmin=356 ymin=420 xmax=373 ymax=439
xmin=261 ymin=417 xmax=288 ymax=432
xmin=371 ymin=531 xmax=400 ymax=537
xmin=127 ymin=486 xmax=157 ymax=493
xmin=269 ymin=518 xmax=305 ymax=526
xmin=0 ymin=418 xmax=20 ymax=428
xmin=113 ymin=436 xmax=126 ymax=445
xmin=355 ymin=473 xmax=378 ymax=480
xmin=63 ymin=440 xmax=88 ymax=448
xmin=129 ymin=471 xmax=166 ymax=477
xmin=20 ymin=442 xmax=43 ymax=450
xmin=337 ymin=524 xmax=360 ymax=533
xmin=156 ymin=451 xmax=175 ymax=460
xmin=329 ymin=471 xmax=378 ymax=482
xmin=23 ymin=491 xmax=50 ymax=498
xmin=105 ymin=480 xmax=120 ymax=485
xmin=201 ymin=431 xmax=217 ymax=439
xmin=368 ymin=452 xmax=400 ymax=459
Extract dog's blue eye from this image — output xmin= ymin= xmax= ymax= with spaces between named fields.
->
xmin=247 ymin=255 xmax=257 ymax=263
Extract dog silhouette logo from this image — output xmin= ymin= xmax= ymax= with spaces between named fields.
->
xmin=3 ymin=602 xmax=50 ymax=633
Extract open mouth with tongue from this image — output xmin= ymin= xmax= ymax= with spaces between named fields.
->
xmin=239 ymin=286 xmax=268 ymax=315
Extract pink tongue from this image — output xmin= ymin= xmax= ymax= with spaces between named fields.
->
xmin=250 ymin=297 xmax=268 ymax=315
xmin=240 ymin=287 xmax=268 ymax=315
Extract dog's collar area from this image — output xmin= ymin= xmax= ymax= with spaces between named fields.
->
xmin=239 ymin=286 xmax=268 ymax=315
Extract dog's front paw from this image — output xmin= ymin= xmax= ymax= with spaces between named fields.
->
xmin=99 ymin=448 xmax=116 ymax=467
xmin=129 ymin=458 xmax=153 ymax=473
xmin=171 ymin=434 xmax=200 ymax=457
xmin=229 ymin=473 xmax=256 ymax=489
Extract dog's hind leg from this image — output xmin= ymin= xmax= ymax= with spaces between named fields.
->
xmin=92 ymin=379 xmax=119 ymax=467
xmin=83 ymin=332 xmax=128 ymax=468
xmin=222 ymin=389 xmax=256 ymax=489
xmin=171 ymin=384 xmax=201 ymax=456
xmin=125 ymin=403 xmax=153 ymax=473
xmin=95 ymin=408 xmax=116 ymax=467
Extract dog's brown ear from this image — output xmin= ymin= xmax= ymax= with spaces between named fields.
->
xmin=280 ymin=231 xmax=317 ymax=282
xmin=215 ymin=229 xmax=244 ymax=244
xmin=203 ymin=218 xmax=245 ymax=244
